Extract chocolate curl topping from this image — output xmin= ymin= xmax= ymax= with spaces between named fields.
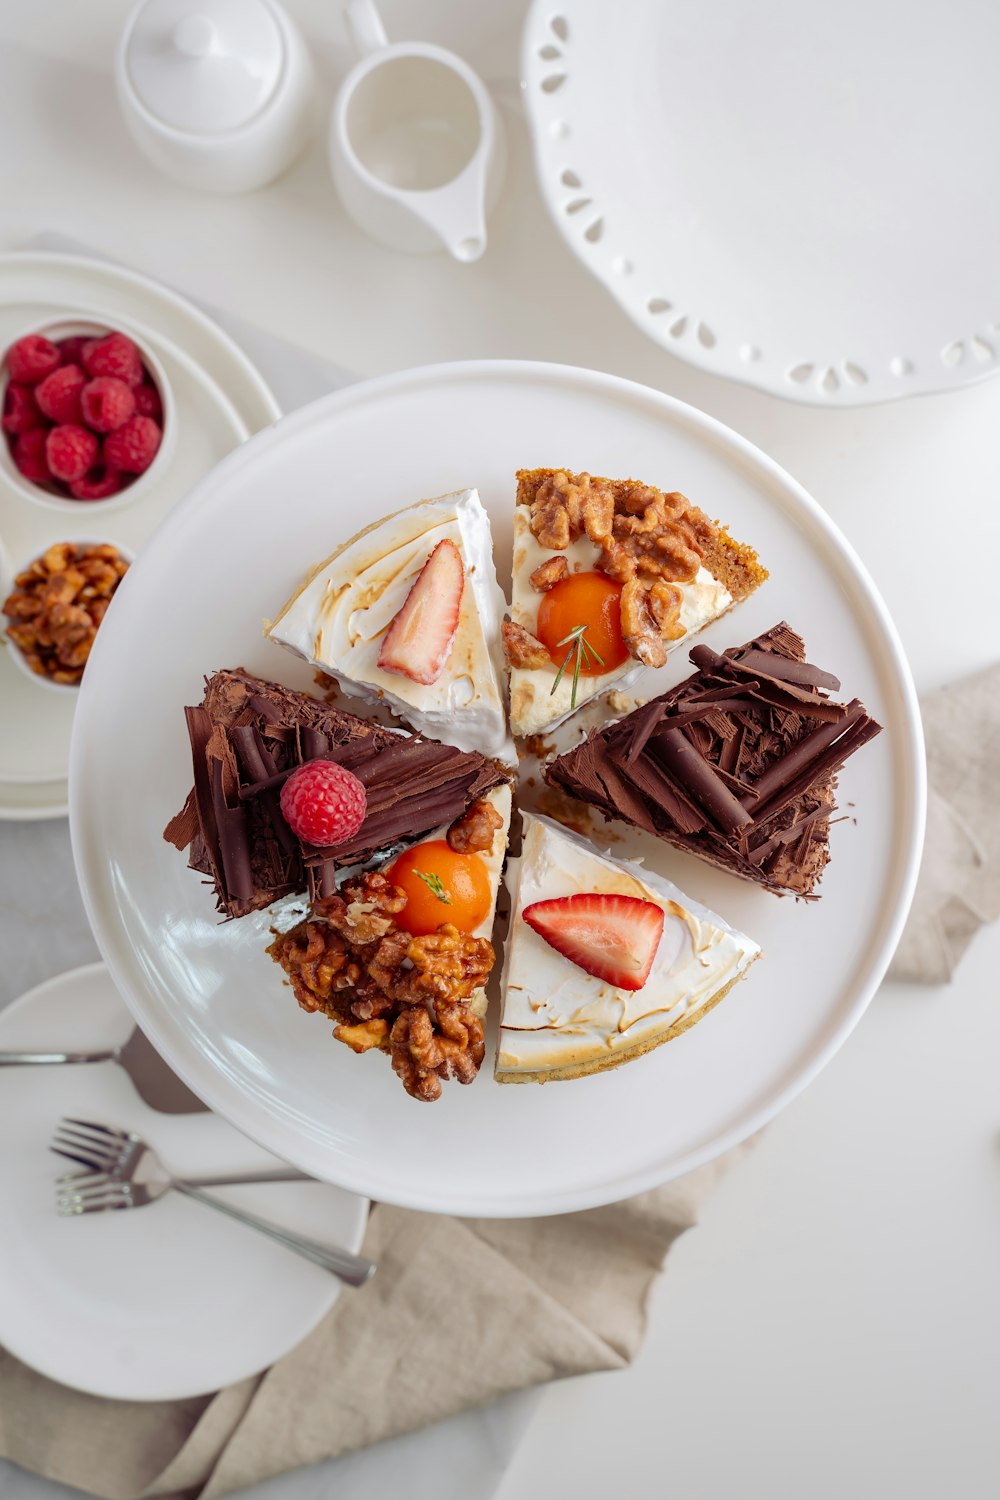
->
xmin=743 ymin=700 xmax=867 ymax=808
xmin=210 ymin=757 xmax=253 ymax=904
xmin=732 ymin=649 xmax=841 ymax=693
xmin=654 ymin=728 xmax=754 ymax=835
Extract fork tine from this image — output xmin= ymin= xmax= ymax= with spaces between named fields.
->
xmin=61 ymin=1117 xmax=131 ymax=1142
xmin=58 ymin=1192 xmax=129 ymax=1216
xmin=49 ymin=1143 xmax=109 ymax=1173
xmin=52 ymin=1125 xmax=121 ymax=1159
xmin=57 ymin=1173 xmax=111 ymax=1201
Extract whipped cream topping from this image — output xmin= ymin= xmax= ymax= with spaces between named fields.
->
xmin=496 ymin=814 xmax=760 ymax=1077
xmin=267 ymin=489 xmax=514 ymax=763
xmin=508 ymin=507 xmax=733 ymax=738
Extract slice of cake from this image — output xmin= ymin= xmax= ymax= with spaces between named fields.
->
xmin=163 ymin=668 xmax=511 ymax=920
xmin=496 ymin=814 xmax=760 ymax=1084
xmin=546 ymin=622 xmax=882 ymax=898
xmin=504 ymin=468 xmax=767 ymax=739
xmin=266 ymin=488 xmax=514 ymax=763
xmin=269 ymin=785 xmax=512 ymax=1102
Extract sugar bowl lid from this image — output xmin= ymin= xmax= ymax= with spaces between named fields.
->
xmin=122 ymin=0 xmax=286 ymax=134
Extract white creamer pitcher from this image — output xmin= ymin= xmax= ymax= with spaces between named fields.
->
xmin=328 ymin=0 xmax=506 ymax=262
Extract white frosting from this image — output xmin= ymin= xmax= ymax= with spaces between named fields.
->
xmin=267 ymin=490 xmax=515 ymax=763
xmin=508 ymin=507 xmax=733 ymax=738
xmin=496 ymin=814 xmax=760 ymax=1077
xmin=387 ymin=784 xmax=511 ymax=1019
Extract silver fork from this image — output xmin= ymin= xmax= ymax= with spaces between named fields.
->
xmin=51 ymin=1118 xmax=375 ymax=1287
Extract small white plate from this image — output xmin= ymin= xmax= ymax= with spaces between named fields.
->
xmin=522 ymin=0 xmax=1000 ymax=405
xmin=70 ymin=361 xmax=924 ymax=1217
xmin=0 ymin=963 xmax=369 ymax=1401
xmin=0 ymin=251 xmax=280 ymax=821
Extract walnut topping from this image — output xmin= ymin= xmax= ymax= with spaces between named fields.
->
xmin=620 ymin=578 xmax=667 ymax=669
xmin=447 ymin=796 xmax=503 ymax=854
xmin=267 ymin=869 xmax=494 ymax=1102
xmin=648 ymin=580 xmax=687 ymax=641
xmin=502 ymin=618 xmax=551 ymax=669
xmin=389 ymin=1001 xmax=485 ymax=1102
xmin=529 ymin=554 xmax=569 ymax=592
xmin=2 ymin=541 xmax=129 ymax=684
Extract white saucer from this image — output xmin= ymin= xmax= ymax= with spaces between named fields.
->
xmin=0 ymin=963 xmax=369 ymax=1401
xmin=70 ymin=361 xmax=924 ymax=1217
xmin=0 ymin=251 xmax=280 ymax=822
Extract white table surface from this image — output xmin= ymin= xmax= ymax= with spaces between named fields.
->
xmin=1 ymin=3 xmax=999 ymax=1498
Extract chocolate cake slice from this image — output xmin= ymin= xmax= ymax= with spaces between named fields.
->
xmin=545 ymin=623 xmax=881 ymax=898
xmin=164 ymin=668 xmax=511 ymax=919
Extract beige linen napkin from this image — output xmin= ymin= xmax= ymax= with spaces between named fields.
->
xmin=888 ymin=662 xmax=1000 ymax=983
xmin=2 ymin=667 xmax=995 ymax=1500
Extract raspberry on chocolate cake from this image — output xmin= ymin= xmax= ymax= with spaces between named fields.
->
xmin=545 ymin=623 xmax=881 ymax=898
xmin=163 ymin=668 xmax=511 ymax=919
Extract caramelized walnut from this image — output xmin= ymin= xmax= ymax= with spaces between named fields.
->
xmin=502 ymin=618 xmax=551 ymax=669
xmin=529 ymin=554 xmax=569 ymax=592
xmin=334 ymin=1018 xmax=389 ymax=1054
xmin=2 ymin=541 xmax=129 ymax=685
xmin=389 ymin=1000 xmax=485 ymax=1102
xmin=528 ymin=470 xmax=616 ymax=551
xmin=620 ymin=578 xmax=667 ymax=669
xmin=648 ymin=580 xmax=687 ymax=641
xmin=447 ymin=797 xmax=503 ymax=854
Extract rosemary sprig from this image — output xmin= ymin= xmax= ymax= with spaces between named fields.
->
xmin=414 ymin=869 xmax=451 ymax=904
xmin=550 ymin=624 xmax=604 ymax=711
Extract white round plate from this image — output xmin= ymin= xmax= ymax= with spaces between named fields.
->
xmin=0 ymin=251 xmax=280 ymax=821
xmin=0 ymin=962 xmax=368 ymax=1401
xmin=522 ymin=0 xmax=1000 ymax=406
xmin=70 ymin=362 xmax=924 ymax=1217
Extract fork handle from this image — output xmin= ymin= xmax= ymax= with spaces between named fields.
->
xmin=181 ymin=1168 xmax=312 ymax=1187
xmin=174 ymin=1182 xmax=375 ymax=1286
xmin=0 ymin=1050 xmax=117 ymax=1065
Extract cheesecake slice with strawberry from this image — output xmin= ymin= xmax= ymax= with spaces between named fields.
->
xmin=496 ymin=814 xmax=761 ymax=1084
xmin=267 ymin=489 xmax=514 ymax=763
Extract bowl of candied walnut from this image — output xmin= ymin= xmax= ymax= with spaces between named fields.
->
xmin=2 ymin=539 xmax=132 ymax=691
xmin=0 ymin=318 xmax=175 ymax=515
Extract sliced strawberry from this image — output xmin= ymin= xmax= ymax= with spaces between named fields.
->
xmin=522 ymin=892 xmax=664 ymax=991
xmin=377 ymin=538 xmax=464 ymax=685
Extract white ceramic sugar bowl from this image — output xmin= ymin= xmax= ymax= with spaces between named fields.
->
xmin=116 ymin=0 xmax=317 ymax=194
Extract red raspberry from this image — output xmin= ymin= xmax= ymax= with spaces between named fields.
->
xmin=12 ymin=427 xmax=52 ymax=484
xmin=81 ymin=376 xmax=135 ymax=433
xmin=46 ymin=424 xmax=99 ymax=483
xmin=2 ymin=383 xmax=44 ymax=434
xmin=82 ymin=332 xmax=143 ymax=387
xmin=36 ymin=364 xmax=86 ymax=424
xmin=103 ymin=414 xmax=161 ymax=474
xmin=133 ymin=382 xmax=163 ymax=421
xmin=59 ymin=336 xmax=89 ymax=367
xmin=70 ymin=464 xmax=125 ymax=501
xmin=6 ymin=334 xmax=60 ymax=386
xmin=279 ymin=760 xmax=368 ymax=847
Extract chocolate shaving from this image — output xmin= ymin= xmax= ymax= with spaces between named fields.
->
xmin=546 ymin=622 xmax=881 ymax=898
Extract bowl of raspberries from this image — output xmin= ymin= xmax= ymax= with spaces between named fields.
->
xmin=0 ymin=320 xmax=173 ymax=512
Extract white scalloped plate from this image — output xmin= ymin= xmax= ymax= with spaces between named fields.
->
xmin=70 ymin=362 xmax=924 ymax=1217
xmin=522 ymin=0 xmax=1000 ymax=406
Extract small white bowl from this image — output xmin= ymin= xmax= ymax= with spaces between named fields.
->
xmin=0 ymin=317 xmax=175 ymax=517
xmin=3 ymin=537 xmax=134 ymax=695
